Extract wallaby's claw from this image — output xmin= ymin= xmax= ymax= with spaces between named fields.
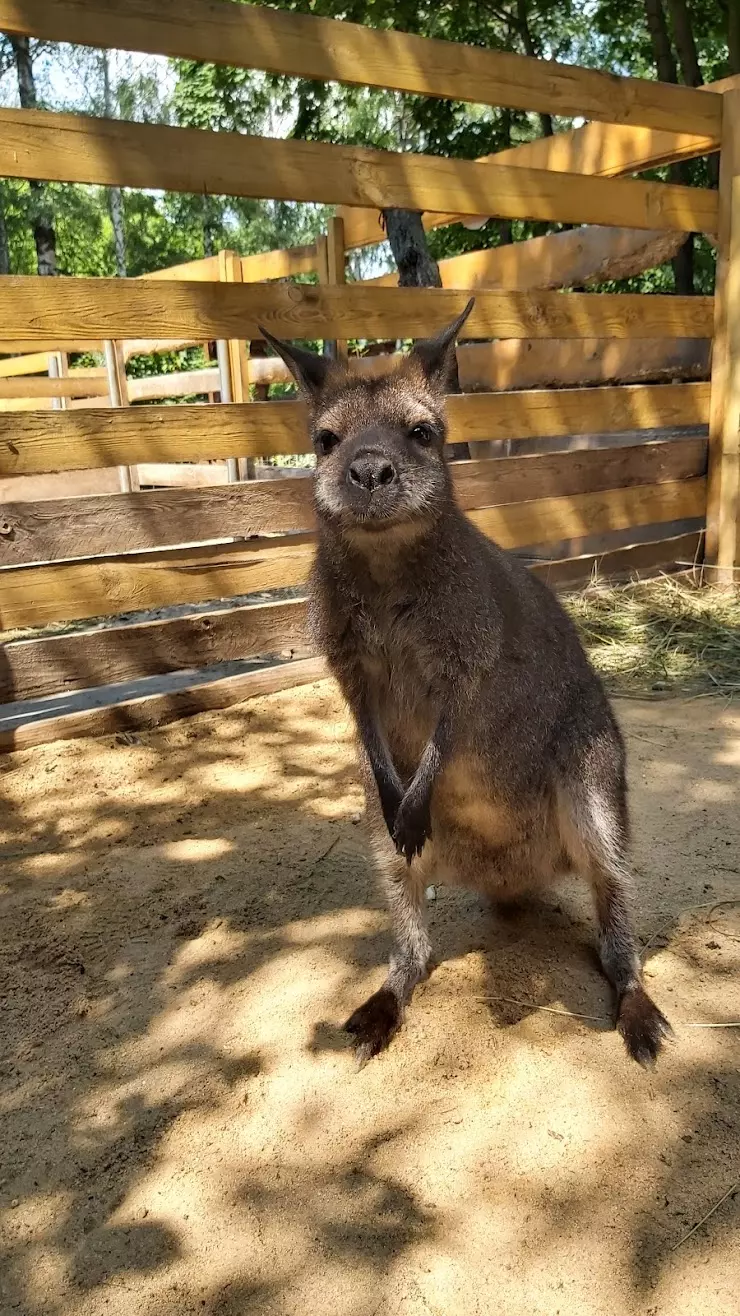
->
xmin=392 ymin=793 xmax=432 ymax=865
xmin=617 ymin=987 xmax=674 ymax=1066
xmin=344 ymin=987 xmax=401 ymax=1064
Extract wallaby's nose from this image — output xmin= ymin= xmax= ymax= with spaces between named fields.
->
xmin=347 ymin=451 xmax=397 ymax=493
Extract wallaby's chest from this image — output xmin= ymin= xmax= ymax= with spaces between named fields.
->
xmin=344 ymin=595 xmax=440 ymax=757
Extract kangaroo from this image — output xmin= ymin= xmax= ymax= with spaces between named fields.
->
xmin=261 ymin=301 xmax=672 ymax=1068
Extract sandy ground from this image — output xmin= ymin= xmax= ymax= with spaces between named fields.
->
xmin=1 ymin=681 xmax=739 ymax=1316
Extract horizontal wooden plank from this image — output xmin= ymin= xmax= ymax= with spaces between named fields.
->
xmin=0 ymin=277 xmax=715 ymax=349
xmin=0 ymin=108 xmax=718 ymax=234
xmin=240 ymin=245 xmax=317 ymax=282
xmin=452 ymin=439 xmax=707 ymax=515
xmin=248 ymin=337 xmax=712 ymax=391
xmin=0 ymin=382 xmax=711 ymax=477
xmin=0 ymin=655 xmax=328 ymax=753
xmin=0 ymin=438 xmax=707 ymax=566
xmin=0 ymin=374 xmax=108 ymax=400
xmin=0 ymin=478 xmax=706 ymax=630
xmin=0 ymin=351 xmax=52 ymax=378
xmin=455 ymin=382 xmax=711 ymax=442
xmin=532 ymin=531 xmax=703 ymax=590
xmin=140 ymin=254 xmax=220 ymax=282
xmin=0 ymin=477 xmax=315 ymax=564
xmin=0 ymin=0 xmax=719 ymax=135
xmin=457 ymin=338 xmax=711 ymax=391
xmin=341 ymin=134 xmax=717 ymax=251
xmin=137 ymin=461 xmax=230 ymax=488
xmin=468 ymin=477 xmax=705 ymax=550
xmin=0 ymin=397 xmax=57 ymax=413
xmin=0 ymin=535 xmax=316 ymax=631
xmin=0 ymin=598 xmax=312 ymax=703
xmin=128 ymin=367 xmax=219 ymax=402
xmin=0 ymin=524 xmax=703 ymax=714
xmin=0 ymin=468 xmax=123 ymax=503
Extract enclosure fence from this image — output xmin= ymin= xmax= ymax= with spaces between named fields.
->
xmin=0 ymin=0 xmax=738 ymax=748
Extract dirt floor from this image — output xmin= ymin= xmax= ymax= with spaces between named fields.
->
xmin=1 ymin=680 xmax=739 ymax=1316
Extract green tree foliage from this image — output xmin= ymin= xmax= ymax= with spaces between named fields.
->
xmin=0 ymin=1 xmax=734 ymax=290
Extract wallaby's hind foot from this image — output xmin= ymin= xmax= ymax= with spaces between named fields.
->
xmin=344 ymin=988 xmax=401 ymax=1067
xmin=560 ymin=765 xmax=673 ymax=1066
xmin=617 ymin=985 xmax=674 ymax=1066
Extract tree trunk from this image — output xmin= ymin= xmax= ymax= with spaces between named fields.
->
xmin=665 ymin=0 xmax=702 ymax=85
xmin=382 ymin=209 xmax=442 ymax=287
xmin=728 ymin=1 xmax=740 ymax=76
xmin=516 ymin=0 xmax=553 ymax=137
xmin=10 ymin=36 xmax=57 ymax=276
xmin=643 ymin=1 xmax=695 ymax=292
xmin=498 ymin=112 xmax=514 ymax=245
xmin=672 ymin=231 xmax=694 ymax=294
xmin=0 ymin=187 xmax=10 ymax=275
xmin=382 ymin=209 xmax=471 ymax=455
xmin=643 ymin=0 xmax=679 ymax=83
xmin=100 ymin=51 xmax=127 ymax=276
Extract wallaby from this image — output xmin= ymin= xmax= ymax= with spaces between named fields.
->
xmin=261 ymin=301 xmax=672 ymax=1068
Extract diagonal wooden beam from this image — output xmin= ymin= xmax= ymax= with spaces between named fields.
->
xmin=367 ymin=225 xmax=688 ymax=290
xmin=340 ymin=75 xmax=739 ymax=251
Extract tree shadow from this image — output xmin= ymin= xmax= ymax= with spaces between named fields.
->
xmin=0 ymin=684 xmax=739 ymax=1315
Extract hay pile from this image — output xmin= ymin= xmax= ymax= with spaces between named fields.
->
xmin=565 ymin=573 xmax=740 ymax=697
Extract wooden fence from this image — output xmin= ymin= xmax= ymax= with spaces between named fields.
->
xmin=0 ymin=0 xmax=738 ymax=748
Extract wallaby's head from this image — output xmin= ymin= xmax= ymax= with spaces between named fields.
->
xmin=259 ymin=298 xmax=474 ymax=536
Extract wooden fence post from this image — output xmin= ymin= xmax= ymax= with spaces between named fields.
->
xmin=327 ymin=215 xmax=348 ymax=361
xmin=316 ymin=221 xmax=347 ymax=361
xmin=218 ymin=248 xmax=251 ymax=480
xmin=49 ymin=350 xmax=69 ymax=411
xmin=706 ymin=88 xmax=740 ymax=582
xmin=104 ymin=338 xmax=139 ymax=492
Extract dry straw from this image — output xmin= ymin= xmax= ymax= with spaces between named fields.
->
xmin=563 ymin=571 xmax=740 ymax=697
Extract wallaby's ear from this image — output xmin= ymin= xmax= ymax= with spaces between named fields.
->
xmin=258 ymin=325 xmax=330 ymax=401
xmin=408 ymin=296 xmax=475 ymax=394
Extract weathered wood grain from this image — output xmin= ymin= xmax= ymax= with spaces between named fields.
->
xmin=0 ymin=598 xmax=312 ymax=703
xmin=0 ymin=438 xmax=707 ymax=566
xmin=0 ymin=0 xmax=719 ymax=133
xmin=0 ymin=109 xmax=719 ymax=233
xmin=0 ymin=382 xmax=712 ymax=476
xmin=0 ymin=278 xmax=714 ymax=349
xmin=0 ymin=478 xmax=706 ymax=630
xmin=0 ymin=655 xmax=328 ymax=752
xmin=705 ymin=88 xmax=740 ymax=577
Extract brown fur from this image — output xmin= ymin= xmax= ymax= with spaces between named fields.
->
xmin=261 ymin=305 xmax=672 ymax=1068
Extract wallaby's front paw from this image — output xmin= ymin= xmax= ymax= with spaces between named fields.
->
xmin=344 ymin=988 xmax=401 ymax=1067
xmin=617 ymin=987 xmax=674 ymax=1066
xmin=379 ymin=783 xmax=403 ymax=841
xmin=393 ymin=790 xmax=431 ymax=865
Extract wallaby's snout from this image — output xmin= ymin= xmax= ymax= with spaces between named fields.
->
xmin=321 ymin=412 xmax=447 ymax=531
xmin=347 ymin=448 xmax=398 ymax=494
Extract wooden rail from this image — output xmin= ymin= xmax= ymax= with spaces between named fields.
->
xmin=0 ymin=109 xmax=718 ymax=232
xmin=0 ymin=438 xmax=707 ymax=567
xmin=0 ymin=480 xmax=706 ymax=631
xmin=0 ymin=0 xmax=720 ymax=134
xmin=0 ymin=279 xmax=715 ymax=347
xmin=0 ymin=536 xmax=702 ymax=718
xmin=0 ymin=384 xmax=711 ymax=476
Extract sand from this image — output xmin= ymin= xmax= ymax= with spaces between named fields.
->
xmin=1 ymin=680 xmax=739 ymax=1316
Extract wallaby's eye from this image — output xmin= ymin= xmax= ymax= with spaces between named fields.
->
xmin=409 ymin=422 xmax=434 ymax=446
xmin=316 ymin=428 xmax=340 ymax=456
